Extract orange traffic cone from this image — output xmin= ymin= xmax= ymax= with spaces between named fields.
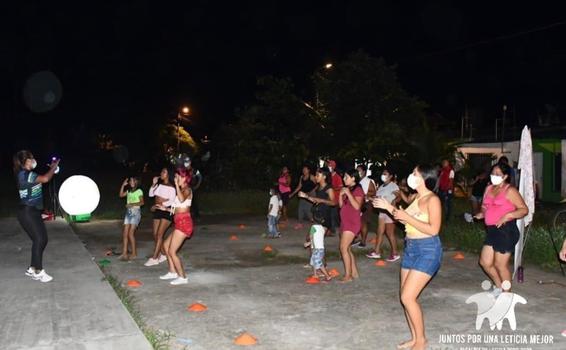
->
xmin=239 ymin=224 xmax=246 ymax=229
xmin=127 ymin=279 xmax=142 ymax=287
xmin=234 ymin=332 xmax=257 ymax=346
xmin=305 ymin=276 xmax=321 ymax=284
xmin=328 ymin=268 xmax=340 ymax=277
xmin=187 ymin=303 xmax=208 ymax=312
xmin=368 ymin=238 xmax=377 ymax=244
xmin=453 ymin=252 xmax=465 ymax=260
xmin=230 ymin=234 xmax=239 ymax=241
xmin=374 ymin=260 xmax=387 ymax=267
xmin=263 ymin=245 xmax=273 ymax=253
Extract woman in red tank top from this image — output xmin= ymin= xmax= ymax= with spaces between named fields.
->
xmin=474 ymin=162 xmax=528 ymax=294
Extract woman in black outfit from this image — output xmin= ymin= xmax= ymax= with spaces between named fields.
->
xmin=13 ymin=150 xmax=59 ymax=283
xmin=290 ymin=165 xmax=317 ymax=222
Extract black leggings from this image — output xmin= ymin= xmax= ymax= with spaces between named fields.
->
xmin=17 ymin=206 xmax=48 ymax=270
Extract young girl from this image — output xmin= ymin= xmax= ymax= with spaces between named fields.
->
xmin=338 ymin=169 xmax=364 ymax=282
xmin=367 ymin=168 xmax=400 ymax=262
xmin=119 ymin=176 xmax=144 ymax=261
xmin=266 ymin=187 xmax=281 ymax=238
xmin=373 ymin=164 xmax=442 ymax=350
xmin=160 ymin=168 xmax=193 ymax=285
xmin=145 ymin=168 xmax=176 ymax=267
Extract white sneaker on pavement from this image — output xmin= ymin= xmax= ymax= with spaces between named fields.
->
xmin=144 ymin=258 xmax=159 ymax=267
xmin=32 ymin=270 xmax=53 ymax=283
xmin=170 ymin=277 xmax=188 ymax=285
xmin=25 ymin=267 xmax=35 ymax=277
xmin=158 ymin=254 xmax=167 ymax=264
xmin=159 ymin=272 xmax=178 ymax=280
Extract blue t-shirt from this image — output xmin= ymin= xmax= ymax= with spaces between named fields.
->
xmin=17 ymin=170 xmax=43 ymax=209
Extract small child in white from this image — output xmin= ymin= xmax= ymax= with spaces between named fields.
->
xmin=266 ymin=187 xmax=281 ymax=238
xmin=309 ymin=223 xmax=331 ymax=280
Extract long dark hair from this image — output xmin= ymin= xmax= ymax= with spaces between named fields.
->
xmin=344 ymin=168 xmax=361 ymax=188
xmin=416 ymin=164 xmax=438 ymax=191
xmin=159 ymin=167 xmax=175 ymax=185
xmin=13 ymin=150 xmax=33 ymax=174
xmin=316 ymin=167 xmax=331 ymax=185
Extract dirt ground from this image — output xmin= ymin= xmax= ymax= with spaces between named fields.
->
xmin=73 ymin=215 xmax=566 ymax=350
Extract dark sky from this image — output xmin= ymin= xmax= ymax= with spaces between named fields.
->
xmin=2 ymin=1 xmax=566 ymax=164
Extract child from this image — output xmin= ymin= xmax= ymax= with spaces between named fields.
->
xmin=266 ymin=187 xmax=281 ymax=238
xmin=308 ymin=219 xmax=331 ymax=281
xmin=119 ymin=176 xmax=144 ymax=260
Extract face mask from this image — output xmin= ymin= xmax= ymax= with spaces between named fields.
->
xmin=184 ymin=162 xmax=191 ymax=168
xmin=407 ymin=173 xmax=420 ymax=190
xmin=31 ymin=159 xmax=37 ymax=170
xmin=328 ymin=167 xmax=333 ymax=172
xmin=490 ymin=175 xmax=504 ymax=186
xmin=381 ymin=174 xmax=389 ymax=183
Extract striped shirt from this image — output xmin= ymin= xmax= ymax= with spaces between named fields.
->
xmin=17 ymin=170 xmax=43 ymax=209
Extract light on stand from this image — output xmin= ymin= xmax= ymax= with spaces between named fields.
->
xmin=58 ymin=175 xmax=100 ymax=222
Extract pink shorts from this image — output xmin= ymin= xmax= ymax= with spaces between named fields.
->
xmin=174 ymin=212 xmax=194 ymax=238
xmin=379 ymin=211 xmax=395 ymax=224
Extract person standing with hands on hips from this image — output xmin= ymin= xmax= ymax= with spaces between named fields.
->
xmin=474 ymin=162 xmax=528 ymax=295
xmin=13 ymin=150 xmax=60 ymax=283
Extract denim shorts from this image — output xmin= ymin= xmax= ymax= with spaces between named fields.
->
xmin=401 ymin=235 xmax=442 ymax=276
xmin=310 ymin=248 xmax=325 ymax=269
xmin=124 ymin=207 xmax=141 ymax=226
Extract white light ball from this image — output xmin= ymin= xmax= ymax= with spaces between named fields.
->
xmin=58 ymin=175 xmax=100 ymax=215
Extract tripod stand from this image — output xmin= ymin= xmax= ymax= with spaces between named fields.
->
xmin=49 ymin=176 xmax=64 ymax=219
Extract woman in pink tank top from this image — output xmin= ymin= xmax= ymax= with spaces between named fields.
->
xmin=474 ymin=162 xmax=528 ymax=294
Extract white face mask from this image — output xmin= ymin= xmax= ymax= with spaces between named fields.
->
xmin=490 ymin=175 xmax=504 ymax=185
xmin=358 ymin=171 xmax=364 ymax=178
xmin=407 ymin=173 xmax=420 ymax=190
xmin=30 ymin=159 xmax=37 ymax=170
xmin=381 ymin=174 xmax=389 ymax=183
xmin=328 ymin=167 xmax=333 ymax=173
xmin=184 ymin=162 xmax=191 ymax=168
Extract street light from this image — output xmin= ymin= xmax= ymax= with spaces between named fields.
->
xmin=324 ymin=63 xmax=333 ymax=69
xmin=177 ymin=106 xmax=190 ymax=153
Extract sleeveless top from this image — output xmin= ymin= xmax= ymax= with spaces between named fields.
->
xmin=312 ymin=184 xmax=331 ymax=225
xmin=483 ymin=184 xmax=515 ymax=226
xmin=404 ymin=192 xmax=435 ymax=239
xmin=299 ymin=175 xmax=316 ymax=194
xmin=171 ymin=194 xmax=192 ymax=213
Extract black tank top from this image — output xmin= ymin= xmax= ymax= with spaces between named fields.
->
xmin=300 ymin=175 xmax=316 ymax=194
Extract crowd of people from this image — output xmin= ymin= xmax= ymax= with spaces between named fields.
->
xmin=13 ymin=149 xmax=544 ymax=350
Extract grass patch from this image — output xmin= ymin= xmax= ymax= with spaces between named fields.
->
xmin=102 ymin=272 xmax=173 ymax=350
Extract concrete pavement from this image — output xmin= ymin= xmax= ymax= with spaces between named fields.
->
xmin=72 ymin=215 xmax=566 ymax=350
xmin=0 ymin=218 xmax=152 ymax=350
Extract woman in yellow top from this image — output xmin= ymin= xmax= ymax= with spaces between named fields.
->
xmin=373 ymin=164 xmax=442 ymax=350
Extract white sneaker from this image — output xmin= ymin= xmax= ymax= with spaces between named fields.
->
xmin=25 ymin=267 xmax=35 ymax=277
xmin=144 ymin=258 xmax=159 ymax=267
xmin=158 ymin=255 xmax=167 ymax=264
xmin=159 ymin=272 xmax=178 ymax=280
xmin=32 ymin=270 xmax=53 ymax=283
xmin=170 ymin=277 xmax=188 ymax=285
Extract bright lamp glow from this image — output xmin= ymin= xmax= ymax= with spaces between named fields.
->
xmin=58 ymin=175 xmax=100 ymax=215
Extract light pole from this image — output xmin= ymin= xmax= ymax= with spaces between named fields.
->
xmin=177 ymin=106 xmax=190 ymax=153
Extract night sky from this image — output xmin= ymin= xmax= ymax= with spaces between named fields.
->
xmin=2 ymin=1 xmax=566 ymax=165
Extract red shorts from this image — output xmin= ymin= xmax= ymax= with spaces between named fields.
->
xmin=174 ymin=212 xmax=193 ymax=238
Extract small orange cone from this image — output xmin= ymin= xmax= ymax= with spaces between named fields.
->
xmin=263 ymin=245 xmax=273 ymax=253
xmin=239 ymin=224 xmax=246 ymax=229
xmin=453 ymin=252 xmax=465 ymax=260
xmin=127 ymin=279 xmax=142 ymax=287
xmin=234 ymin=332 xmax=257 ymax=346
xmin=374 ymin=260 xmax=387 ymax=267
xmin=305 ymin=276 xmax=320 ymax=284
xmin=187 ymin=303 xmax=208 ymax=312
xmin=294 ymin=223 xmax=304 ymax=230
xmin=369 ymin=238 xmax=377 ymax=244
xmin=230 ymin=234 xmax=239 ymax=241
xmin=328 ymin=268 xmax=340 ymax=277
